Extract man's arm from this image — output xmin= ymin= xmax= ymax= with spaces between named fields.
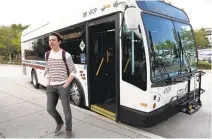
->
xmin=44 ymin=52 xmax=50 ymax=85
xmin=63 ymin=53 xmax=77 ymax=88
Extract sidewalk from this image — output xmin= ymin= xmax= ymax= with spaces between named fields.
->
xmin=0 ymin=64 xmax=211 ymax=138
xmin=0 ymin=89 xmax=163 ymax=138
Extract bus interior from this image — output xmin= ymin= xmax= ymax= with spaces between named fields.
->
xmin=88 ymin=20 xmax=117 ymax=120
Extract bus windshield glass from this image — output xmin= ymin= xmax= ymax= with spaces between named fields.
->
xmin=136 ymin=0 xmax=189 ymax=22
xmin=173 ymin=22 xmax=197 ymax=71
xmin=142 ymin=13 xmax=197 ymax=82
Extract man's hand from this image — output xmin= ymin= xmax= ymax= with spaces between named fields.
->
xmin=63 ymin=82 xmax=70 ymax=88
xmin=63 ymin=75 xmax=74 ymax=88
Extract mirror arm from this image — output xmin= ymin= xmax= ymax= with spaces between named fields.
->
xmin=138 ymin=24 xmax=141 ymax=33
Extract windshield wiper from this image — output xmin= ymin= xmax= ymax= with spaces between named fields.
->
xmin=166 ymin=32 xmax=193 ymax=83
xmin=149 ymin=31 xmax=171 ymax=83
xmin=177 ymin=32 xmax=191 ymax=73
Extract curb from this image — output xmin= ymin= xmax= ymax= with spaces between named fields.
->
xmin=70 ymin=104 xmax=165 ymax=139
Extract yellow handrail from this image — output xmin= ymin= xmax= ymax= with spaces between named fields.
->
xmin=96 ymin=57 xmax=104 ymax=76
xmin=123 ymin=58 xmax=130 ymax=73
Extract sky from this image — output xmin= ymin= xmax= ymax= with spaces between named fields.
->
xmin=0 ymin=0 xmax=211 ymax=30
xmin=168 ymin=0 xmax=212 ymax=29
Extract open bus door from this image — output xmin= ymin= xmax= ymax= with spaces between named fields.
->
xmin=87 ymin=14 xmax=120 ymax=121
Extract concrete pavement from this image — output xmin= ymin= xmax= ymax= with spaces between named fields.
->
xmin=0 ymin=66 xmax=163 ymax=138
xmin=1 ymin=64 xmax=211 ymax=138
xmin=0 ymin=90 xmax=162 ymax=138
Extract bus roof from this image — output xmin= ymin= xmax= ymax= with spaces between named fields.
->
xmin=21 ymin=0 xmax=123 ymax=42
xmin=21 ymin=0 xmax=189 ymax=42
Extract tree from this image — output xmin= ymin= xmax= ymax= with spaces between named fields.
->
xmin=0 ymin=24 xmax=29 ymax=63
xmin=194 ymin=28 xmax=210 ymax=48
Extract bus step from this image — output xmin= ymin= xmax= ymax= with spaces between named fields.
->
xmin=91 ymin=105 xmax=116 ymax=121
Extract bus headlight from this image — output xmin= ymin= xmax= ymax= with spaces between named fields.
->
xmin=153 ymin=95 xmax=160 ymax=102
xmin=157 ymin=97 xmax=160 ymax=102
xmin=153 ymin=95 xmax=156 ymax=100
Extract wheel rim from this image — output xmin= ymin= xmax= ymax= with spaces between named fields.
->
xmin=70 ymin=83 xmax=80 ymax=105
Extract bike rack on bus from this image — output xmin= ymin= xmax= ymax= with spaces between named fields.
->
xmin=169 ymin=70 xmax=206 ymax=115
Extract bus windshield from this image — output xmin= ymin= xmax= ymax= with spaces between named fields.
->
xmin=142 ymin=13 xmax=197 ymax=82
xmin=173 ymin=22 xmax=197 ymax=71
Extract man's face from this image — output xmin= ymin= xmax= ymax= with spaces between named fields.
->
xmin=49 ymin=35 xmax=60 ymax=49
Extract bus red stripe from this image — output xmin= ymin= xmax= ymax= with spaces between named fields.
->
xmin=23 ymin=64 xmax=45 ymax=70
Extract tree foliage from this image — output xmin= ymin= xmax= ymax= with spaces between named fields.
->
xmin=194 ymin=28 xmax=210 ymax=48
xmin=0 ymin=24 xmax=29 ymax=63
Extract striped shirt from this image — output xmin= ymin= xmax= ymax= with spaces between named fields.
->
xmin=44 ymin=49 xmax=77 ymax=85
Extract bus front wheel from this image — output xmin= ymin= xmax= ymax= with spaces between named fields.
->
xmin=70 ymin=80 xmax=84 ymax=107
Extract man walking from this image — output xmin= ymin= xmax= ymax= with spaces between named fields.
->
xmin=44 ymin=32 xmax=77 ymax=138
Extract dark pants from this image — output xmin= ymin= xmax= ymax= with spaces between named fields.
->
xmin=47 ymin=84 xmax=72 ymax=131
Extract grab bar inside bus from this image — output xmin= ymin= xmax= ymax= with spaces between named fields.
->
xmin=96 ymin=57 xmax=104 ymax=76
xmin=123 ymin=58 xmax=130 ymax=73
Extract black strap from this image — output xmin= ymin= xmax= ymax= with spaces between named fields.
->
xmin=62 ymin=49 xmax=70 ymax=76
xmin=45 ymin=50 xmax=50 ymax=61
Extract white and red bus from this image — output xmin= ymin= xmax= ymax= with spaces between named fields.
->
xmin=21 ymin=0 xmax=205 ymax=127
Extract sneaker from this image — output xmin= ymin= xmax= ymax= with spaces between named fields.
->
xmin=66 ymin=131 xmax=73 ymax=138
xmin=54 ymin=123 xmax=64 ymax=136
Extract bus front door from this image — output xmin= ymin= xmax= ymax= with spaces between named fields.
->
xmin=88 ymin=16 xmax=117 ymax=120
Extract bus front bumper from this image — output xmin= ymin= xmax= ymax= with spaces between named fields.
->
xmin=119 ymin=88 xmax=205 ymax=127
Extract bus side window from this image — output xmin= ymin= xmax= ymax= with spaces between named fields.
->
xmin=60 ymin=25 xmax=86 ymax=64
xmin=30 ymin=37 xmax=49 ymax=61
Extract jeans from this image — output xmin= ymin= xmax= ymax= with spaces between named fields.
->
xmin=46 ymin=84 xmax=72 ymax=131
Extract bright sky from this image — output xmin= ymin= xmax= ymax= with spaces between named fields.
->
xmin=168 ymin=0 xmax=212 ymax=29
xmin=0 ymin=0 xmax=211 ymax=30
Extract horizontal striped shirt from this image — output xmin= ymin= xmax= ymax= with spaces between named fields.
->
xmin=44 ymin=49 xmax=77 ymax=85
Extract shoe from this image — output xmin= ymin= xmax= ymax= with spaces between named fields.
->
xmin=66 ymin=131 xmax=73 ymax=138
xmin=54 ymin=123 xmax=64 ymax=136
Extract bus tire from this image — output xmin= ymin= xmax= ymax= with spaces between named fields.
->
xmin=70 ymin=80 xmax=84 ymax=107
xmin=31 ymin=69 xmax=39 ymax=89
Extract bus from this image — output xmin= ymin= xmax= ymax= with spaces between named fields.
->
xmin=21 ymin=0 xmax=205 ymax=127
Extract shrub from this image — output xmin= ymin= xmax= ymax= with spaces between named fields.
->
xmin=197 ymin=61 xmax=212 ymax=69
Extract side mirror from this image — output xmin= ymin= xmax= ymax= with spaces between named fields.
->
xmin=124 ymin=7 xmax=141 ymax=31
xmin=124 ymin=7 xmax=142 ymax=39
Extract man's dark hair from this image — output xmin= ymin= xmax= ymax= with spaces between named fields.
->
xmin=49 ymin=32 xmax=63 ymax=42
